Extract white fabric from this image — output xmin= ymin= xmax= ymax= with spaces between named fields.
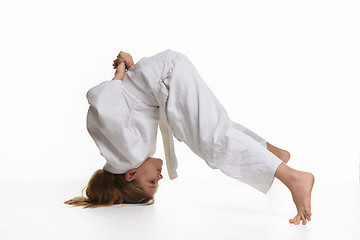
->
xmin=86 ymin=49 xmax=283 ymax=193
xmin=86 ymin=50 xmax=179 ymax=179
xmin=158 ymin=116 xmax=178 ymax=179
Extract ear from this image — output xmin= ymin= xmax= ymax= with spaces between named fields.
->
xmin=125 ymin=169 xmax=136 ymax=182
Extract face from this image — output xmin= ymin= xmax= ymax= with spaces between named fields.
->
xmin=126 ymin=157 xmax=163 ymax=197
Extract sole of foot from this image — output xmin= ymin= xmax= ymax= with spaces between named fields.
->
xmin=289 ymin=171 xmax=315 ymax=225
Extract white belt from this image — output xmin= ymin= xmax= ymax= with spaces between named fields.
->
xmin=158 ymin=116 xmax=178 ymax=180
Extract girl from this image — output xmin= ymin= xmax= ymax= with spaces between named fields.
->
xmin=65 ymin=50 xmax=314 ymax=225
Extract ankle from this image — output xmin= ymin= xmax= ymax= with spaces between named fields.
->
xmin=286 ymin=170 xmax=302 ymax=189
xmin=275 ymin=164 xmax=299 ymax=189
xmin=287 ymin=171 xmax=314 ymax=192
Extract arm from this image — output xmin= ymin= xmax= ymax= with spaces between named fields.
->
xmin=112 ymin=62 xmax=126 ymax=81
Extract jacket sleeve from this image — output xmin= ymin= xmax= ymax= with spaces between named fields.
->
xmin=86 ymin=80 xmax=137 ymax=173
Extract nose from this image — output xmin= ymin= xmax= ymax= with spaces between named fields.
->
xmin=157 ymin=171 xmax=163 ymax=180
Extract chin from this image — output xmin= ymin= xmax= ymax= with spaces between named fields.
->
xmin=148 ymin=157 xmax=163 ymax=165
xmin=152 ymin=157 xmax=162 ymax=162
xmin=157 ymin=158 xmax=163 ymax=165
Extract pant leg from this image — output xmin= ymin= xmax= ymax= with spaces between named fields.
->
xmin=230 ymin=121 xmax=267 ymax=148
xmin=165 ymin=50 xmax=283 ymax=194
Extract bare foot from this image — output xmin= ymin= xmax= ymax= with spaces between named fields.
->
xmin=266 ymin=142 xmax=291 ymax=163
xmin=288 ymin=171 xmax=315 ymax=225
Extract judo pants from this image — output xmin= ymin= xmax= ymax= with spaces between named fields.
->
xmin=158 ymin=50 xmax=283 ymax=194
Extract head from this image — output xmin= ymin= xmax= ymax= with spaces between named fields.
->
xmin=125 ymin=157 xmax=164 ymax=197
xmin=64 ymin=157 xmax=163 ymax=208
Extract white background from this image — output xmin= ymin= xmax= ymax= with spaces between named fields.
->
xmin=0 ymin=0 xmax=359 ymax=239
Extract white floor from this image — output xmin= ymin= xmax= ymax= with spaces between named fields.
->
xmin=1 ymin=142 xmax=360 ymax=240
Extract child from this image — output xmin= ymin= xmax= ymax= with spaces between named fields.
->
xmin=65 ymin=50 xmax=314 ymax=225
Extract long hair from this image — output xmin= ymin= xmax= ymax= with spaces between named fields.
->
xmin=64 ymin=169 xmax=153 ymax=208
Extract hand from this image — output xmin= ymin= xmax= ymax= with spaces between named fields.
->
xmin=112 ymin=51 xmax=134 ymax=70
xmin=112 ymin=62 xmax=126 ymax=81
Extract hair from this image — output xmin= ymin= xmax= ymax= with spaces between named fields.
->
xmin=64 ymin=169 xmax=153 ymax=208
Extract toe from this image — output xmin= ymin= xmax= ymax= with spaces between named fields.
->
xmin=291 ymin=215 xmax=301 ymax=225
xmin=301 ymin=215 xmax=307 ymax=225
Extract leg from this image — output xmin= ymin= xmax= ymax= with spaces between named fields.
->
xmin=274 ymin=163 xmax=315 ymax=225
xmin=266 ymin=142 xmax=291 ymax=163
xmin=230 ymin=122 xmax=290 ymax=164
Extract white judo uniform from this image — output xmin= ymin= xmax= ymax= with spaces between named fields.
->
xmin=86 ymin=49 xmax=283 ymax=194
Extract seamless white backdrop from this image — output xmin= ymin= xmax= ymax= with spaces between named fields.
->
xmin=0 ymin=0 xmax=359 ymax=239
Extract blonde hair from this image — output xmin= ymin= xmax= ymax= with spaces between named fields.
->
xmin=64 ymin=169 xmax=153 ymax=208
